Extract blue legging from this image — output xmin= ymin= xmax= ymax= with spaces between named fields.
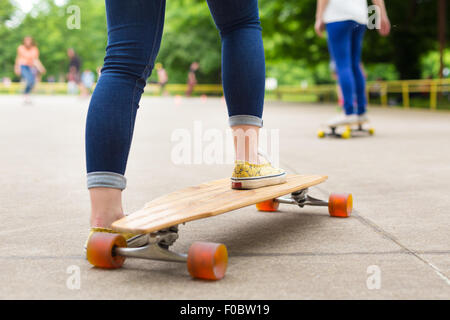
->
xmin=326 ymin=21 xmax=366 ymax=115
xmin=85 ymin=0 xmax=266 ymax=190
xmin=20 ymin=65 xmax=36 ymax=94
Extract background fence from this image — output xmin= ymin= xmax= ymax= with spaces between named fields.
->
xmin=1 ymin=78 xmax=449 ymax=110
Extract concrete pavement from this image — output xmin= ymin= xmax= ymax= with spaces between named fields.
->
xmin=0 ymin=95 xmax=449 ymax=299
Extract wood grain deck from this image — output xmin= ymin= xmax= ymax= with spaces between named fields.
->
xmin=112 ymin=174 xmax=328 ymax=234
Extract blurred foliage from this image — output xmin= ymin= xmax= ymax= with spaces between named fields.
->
xmin=364 ymin=0 xmax=447 ymax=80
xmin=421 ymin=50 xmax=450 ymax=79
xmin=151 ymin=0 xmax=221 ymax=84
xmin=0 ymin=0 xmax=448 ymax=84
xmin=0 ymin=0 xmax=106 ymax=81
xmin=0 ymin=0 xmax=15 ymax=73
xmin=259 ymin=0 xmax=449 ymax=81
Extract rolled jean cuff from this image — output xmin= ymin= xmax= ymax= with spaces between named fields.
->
xmin=87 ymin=171 xmax=127 ymax=190
xmin=229 ymin=115 xmax=263 ymax=128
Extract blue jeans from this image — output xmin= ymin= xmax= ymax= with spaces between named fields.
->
xmin=326 ymin=21 xmax=366 ymax=115
xmin=86 ymin=0 xmax=265 ymax=190
xmin=20 ymin=65 xmax=36 ymax=94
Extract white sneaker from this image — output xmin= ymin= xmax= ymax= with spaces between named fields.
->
xmin=327 ymin=114 xmax=358 ymax=127
xmin=357 ymin=113 xmax=369 ymax=123
xmin=23 ymin=95 xmax=32 ymax=105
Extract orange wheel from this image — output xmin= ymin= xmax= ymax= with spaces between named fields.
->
xmin=187 ymin=242 xmax=228 ymax=280
xmin=255 ymin=199 xmax=279 ymax=212
xmin=328 ymin=193 xmax=353 ymax=218
xmin=86 ymin=232 xmax=127 ymax=269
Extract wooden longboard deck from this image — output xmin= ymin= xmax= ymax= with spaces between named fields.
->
xmin=112 ymin=174 xmax=327 ymax=234
xmin=323 ymin=120 xmax=369 ymax=128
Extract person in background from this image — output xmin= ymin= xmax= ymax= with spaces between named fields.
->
xmin=329 ymin=59 xmax=344 ymax=108
xmin=67 ymin=48 xmax=82 ymax=94
xmin=155 ymin=63 xmax=169 ymax=96
xmin=330 ymin=59 xmax=367 ymax=109
xmin=67 ymin=66 xmax=79 ymax=94
xmin=96 ymin=66 xmax=102 ymax=79
xmin=315 ymin=0 xmax=390 ymax=126
xmin=14 ymin=36 xmax=45 ymax=104
xmin=81 ymin=69 xmax=95 ymax=97
xmin=185 ymin=61 xmax=199 ymax=97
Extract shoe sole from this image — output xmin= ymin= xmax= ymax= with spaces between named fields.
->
xmin=231 ymin=173 xmax=287 ymax=190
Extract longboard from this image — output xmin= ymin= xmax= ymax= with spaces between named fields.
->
xmin=87 ymin=174 xmax=353 ymax=280
xmin=112 ymin=174 xmax=327 ymax=234
xmin=318 ymin=120 xmax=375 ymax=139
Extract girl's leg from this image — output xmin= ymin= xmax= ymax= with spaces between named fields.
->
xmin=85 ymin=0 xmax=166 ymax=227
xmin=351 ymin=24 xmax=367 ymax=115
xmin=326 ymin=21 xmax=355 ymax=115
xmin=207 ymin=0 xmax=285 ymax=189
xmin=206 ymin=0 xmax=265 ymax=164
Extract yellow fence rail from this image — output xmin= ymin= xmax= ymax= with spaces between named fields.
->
xmin=0 ymin=82 xmax=224 ymax=96
xmin=272 ymin=78 xmax=450 ymax=110
xmin=366 ymin=78 xmax=450 ymax=110
xmin=1 ymin=78 xmax=448 ymax=110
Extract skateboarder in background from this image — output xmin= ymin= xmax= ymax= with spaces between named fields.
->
xmin=185 ymin=61 xmax=199 ymax=97
xmin=84 ymin=0 xmax=286 ymax=248
xmin=329 ymin=59 xmax=344 ymax=108
xmin=80 ymin=69 xmax=95 ymax=97
xmin=155 ymin=63 xmax=169 ymax=96
xmin=330 ymin=58 xmax=367 ymax=110
xmin=67 ymin=48 xmax=81 ymax=94
xmin=14 ymin=36 xmax=45 ymax=104
xmin=315 ymin=0 xmax=391 ymax=126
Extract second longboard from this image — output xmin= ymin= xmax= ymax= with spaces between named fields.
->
xmin=318 ymin=121 xmax=375 ymax=139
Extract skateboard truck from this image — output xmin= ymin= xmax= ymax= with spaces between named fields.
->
xmin=87 ymin=228 xmax=228 ymax=281
xmin=276 ymin=188 xmax=328 ymax=208
xmin=256 ymin=188 xmax=352 ymax=219
xmin=318 ymin=126 xmax=352 ymax=139
xmin=354 ymin=124 xmax=375 ymax=136
xmin=114 ymin=189 xmax=333 ymax=262
xmin=115 ymin=232 xmax=187 ymax=263
xmin=318 ymin=123 xmax=374 ymax=139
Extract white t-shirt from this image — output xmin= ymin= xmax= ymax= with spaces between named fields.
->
xmin=323 ymin=0 xmax=369 ymax=25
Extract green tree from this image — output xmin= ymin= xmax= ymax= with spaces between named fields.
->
xmin=0 ymin=0 xmax=447 ymax=83
xmin=260 ymin=0 xmax=449 ymax=80
xmin=155 ymin=0 xmax=221 ymax=83
xmin=0 ymin=0 xmax=16 ymax=77
xmin=364 ymin=0 xmax=447 ymax=79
